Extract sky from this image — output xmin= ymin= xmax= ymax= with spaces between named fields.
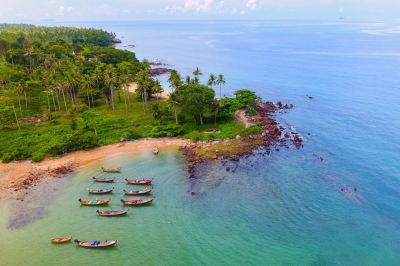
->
xmin=1 ymin=0 xmax=399 ymax=22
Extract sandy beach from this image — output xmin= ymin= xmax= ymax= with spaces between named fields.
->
xmin=0 ymin=138 xmax=190 ymax=198
xmin=0 ymin=83 xmax=176 ymax=197
xmin=128 ymin=82 xmax=170 ymax=100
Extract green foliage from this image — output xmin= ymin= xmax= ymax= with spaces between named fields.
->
xmin=234 ymin=89 xmax=261 ymax=108
xmin=217 ymin=98 xmax=240 ymax=117
xmin=171 ymin=83 xmax=215 ymax=124
xmin=245 ymin=106 xmax=258 ymax=116
xmin=239 ymin=125 xmax=263 ymax=137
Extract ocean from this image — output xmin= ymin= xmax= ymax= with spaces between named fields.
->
xmin=1 ymin=20 xmax=400 ymax=265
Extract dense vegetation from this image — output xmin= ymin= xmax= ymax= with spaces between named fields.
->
xmin=0 ymin=24 xmax=262 ymax=162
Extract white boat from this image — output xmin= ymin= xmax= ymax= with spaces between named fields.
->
xmin=152 ymin=147 xmax=159 ymax=155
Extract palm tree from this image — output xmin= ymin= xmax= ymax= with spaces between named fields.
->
xmin=24 ymin=48 xmax=36 ymax=73
xmin=81 ymin=74 xmax=95 ymax=109
xmin=216 ymin=74 xmax=226 ymax=98
xmin=104 ymin=65 xmax=118 ymax=111
xmin=167 ymin=70 xmax=182 ymax=124
xmin=135 ymin=69 xmax=151 ymax=115
xmin=193 ymin=67 xmax=202 ymax=79
xmin=153 ymin=80 xmax=163 ymax=104
xmin=207 ymin=73 xmax=216 ymax=89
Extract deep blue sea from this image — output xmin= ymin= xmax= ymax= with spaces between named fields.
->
xmin=9 ymin=20 xmax=399 ymax=265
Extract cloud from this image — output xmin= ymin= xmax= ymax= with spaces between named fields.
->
xmin=56 ymin=6 xmax=74 ymax=16
xmin=339 ymin=7 xmax=344 ymax=12
xmin=247 ymin=0 xmax=257 ymax=10
xmin=123 ymin=10 xmax=130 ymax=13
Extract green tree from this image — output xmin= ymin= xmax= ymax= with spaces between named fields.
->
xmin=193 ymin=67 xmax=202 ymax=79
xmin=172 ymin=83 xmax=215 ymax=125
xmin=104 ymin=65 xmax=118 ymax=111
xmin=234 ymin=89 xmax=261 ymax=108
xmin=207 ymin=73 xmax=216 ymax=89
xmin=216 ymin=74 xmax=226 ymax=98
xmin=80 ymin=111 xmax=103 ymax=135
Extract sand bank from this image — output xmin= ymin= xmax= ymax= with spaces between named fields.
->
xmin=0 ymin=138 xmax=190 ymax=198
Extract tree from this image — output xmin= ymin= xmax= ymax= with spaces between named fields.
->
xmin=216 ymin=74 xmax=226 ymax=98
xmin=193 ymin=67 xmax=202 ymax=79
xmin=135 ymin=69 xmax=151 ymax=115
xmin=234 ymin=89 xmax=261 ymax=108
xmin=104 ymin=65 xmax=118 ymax=111
xmin=167 ymin=70 xmax=182 ymax=124
xmin=80 ymin=111 xmax=103 ymax=135
xmin=207 ymin=73 xmax=216 ymax=89
xmin=153 ymin=80 xmax=163 ymax=103
xmin=172 ymin=83 xmax=215 ymax=125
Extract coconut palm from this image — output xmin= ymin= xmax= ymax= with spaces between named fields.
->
xmin=216 ymin=74 xmax=226 ymax=98
xmin=104 ymin=65 xmax=118 ymax=111
xmin=153 ymin=80 xmax=163 ymax=103
xmin=193 ymin=67 xmax=202 ymax=79
xmin=207 ymin=73 xmax=216 ymax=89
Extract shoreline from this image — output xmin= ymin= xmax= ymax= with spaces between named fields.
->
xmin=0 ymin=137 xmax=190 ymax=199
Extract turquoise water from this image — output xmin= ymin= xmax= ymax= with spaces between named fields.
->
xmin=3 ymin=20 xmax=399 ymax=265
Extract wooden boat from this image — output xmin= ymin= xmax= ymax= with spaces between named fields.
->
xmin=153 ymin=147 xmax=159 ymax=155
xmin=120 ymin=197 xmax=155 ymax=205
xmin=102 ymin=167 xmax=121 ymax=173
xmin=96 ymin=209 xmax=128 ymax=216
xmin=123 ymin=187 xmax=153 ymax=195
xmin=79 ymin=198 xmax=111 ymax=206
xmin=87 ymin=187 xmax=114 ymax=194
xmin=51 ymin=237 xmax=72 ymax=243
xmin=125 ymin=178 xmax=153 ymax=185
xmin=93 ymin=177 xmax=115 ymax=183
xmin=74 ymin=239 xmax=118 ymax=248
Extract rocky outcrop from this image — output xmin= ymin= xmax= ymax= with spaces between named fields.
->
xmin=182 ymin=101 xmax=303 ymax=178
xmin=150 ymin=67 xmax=172 ymax=77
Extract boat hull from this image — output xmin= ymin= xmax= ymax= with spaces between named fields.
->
xmin=79 ymin=198 xmax=111 ymax=206
xmin=124 ymin=188 xmax=153 ymax=195
xmin=125 ymin=178 xmax=152 ymax=185
xmin=51 ymin=237 xmax=72 ymax=243
xmin=121 ymin=198 xmax=154 ymax=205
xmin=97 ymin=210 xmax=128 ymax=216
xmin=74 ymin=239 xmax=118 ymax=248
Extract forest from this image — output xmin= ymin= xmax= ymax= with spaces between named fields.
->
xmin=0 ymin=24 xmax=262 ymax=162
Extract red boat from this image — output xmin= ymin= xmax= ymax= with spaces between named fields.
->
xmin=120 ymin=197 xmax=155 ymax=205
xmin=125 ymin=178 xmax=153 ymax=185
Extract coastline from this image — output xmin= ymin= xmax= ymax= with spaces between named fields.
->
xmin=0 ymin=137 xmax=190 ymax=199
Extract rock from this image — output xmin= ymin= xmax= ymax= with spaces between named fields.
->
xmin=226 ymin=167 xmax=230 ymax=172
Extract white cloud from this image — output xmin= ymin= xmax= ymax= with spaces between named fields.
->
xmin=123 ymin=10 xmax=130 ymax=13
xmin=55 ymin=5 xmax=74 ymax=16
xmin=339 ymin=7 xmax=344 ymax=12
xmin=247 ymin=0 xmax=257 ymax=10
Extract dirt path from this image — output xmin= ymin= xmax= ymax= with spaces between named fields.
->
xmin=235 ymin=110 xmax=255 ymax=128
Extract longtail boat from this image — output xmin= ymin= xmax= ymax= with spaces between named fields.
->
xmin=102 ymin=167 xmax=121 ymax=173
xmin=93 ymin=177 xmax=115 ymax=183
xmin=79 ymin=198 xmax=111 ymax=206
xmin=96 ymin=209 xmax=128 ymax=216
xmin=51 ymin=237 xmax=72 ymax=243
xmin=120 ymin=197 xmax=155 ymax=205
xmin=153 ymin=147 xmax=159 ymax=155
xmin=87 ymin=187 xmax=114 ymax=194
xmin=74 ymin=239 xmax=118 ymax=248
xmin=125 ymin=178 xmax=153 ymax=185
xmin=123 ymin=187 xmax=153 ymax=195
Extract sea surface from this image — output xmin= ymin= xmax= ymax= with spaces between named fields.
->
xmin=1 ymin=20 xmax=400 ymax=265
